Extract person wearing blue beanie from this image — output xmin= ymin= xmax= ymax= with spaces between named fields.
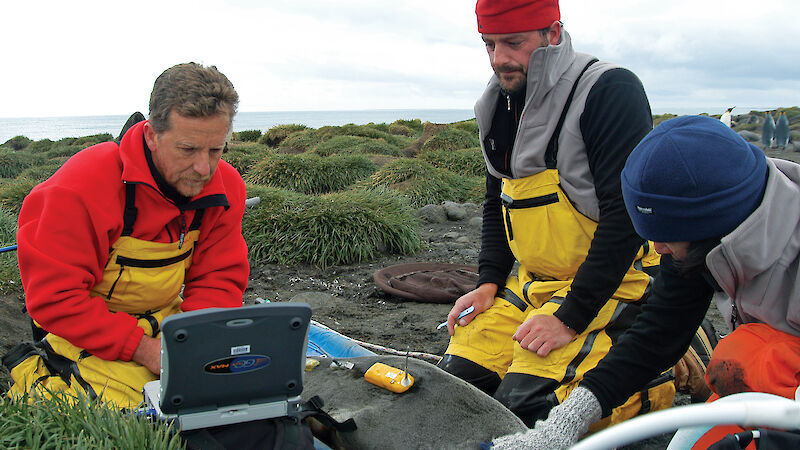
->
xmin=621 ymin=115 xmax=768 ymax=244
xmin=498 ymin=114 xmax=800 ymax=448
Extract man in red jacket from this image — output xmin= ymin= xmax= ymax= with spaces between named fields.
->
xmin=3 ymin=63 xmax=249 ymax=408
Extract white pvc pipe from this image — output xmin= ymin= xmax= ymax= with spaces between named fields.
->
xmin=570 ymin=395 xmax=800 ymax=450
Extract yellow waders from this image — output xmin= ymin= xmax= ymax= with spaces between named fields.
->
xmin=445 ymin=169 xmax=674 ymax=428
xmin=6 ymin=184 xmax=202 ymax=409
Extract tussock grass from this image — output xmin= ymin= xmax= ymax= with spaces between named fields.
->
xmin=33 ymin=135 xmax=113 ymax=160
xmin=0 ymin=178 xmax=39 ymax=213
xmin=26 ymin=139 xmax=55 ymax=153
xmin=72 ymin=133 xmax=114 ymax=147
xmin=0 ymin=208 xmax=20 ymax=293
xmin=421 ymin=127 xmax=479 ymax=152
xmin=388 ymin=123 xmax=414 ymax=137
xmin=277 ymin=129 xmax=322 ymax=153
xmin=45 ymin=144 xmax=85 ymax=160
xmin=0 ymin=149 xmax=46 ymax=178
xmin=245 ymin=153 xmax=376 ymax=194
xmin=243 ymin=186 xmax=421 ymax=267
xmin=0 ymin=393 xmax=183 ymax=449
xmin=420 ymin=146 xmax=486 ymax=177
xmin=17 ymin=162 xmax=63 ymax=183
xmin=222 ymin=143 xmax=273 ymax=177
xmin=452 ymin=119 xmax=480 ymax=139
xmin=317 ymin=124 xmax=413 ymax=149
xmin=2 ymin=135 xmax=32 ymax=150
xmin=360 ymin=158 xmax=484 ymax=207
xmin=312 ymin=135 xmax=404 ymax=157
xmin=261 ymin=124 xmax=308 ymax=147
xmin=234 ymin=129 xmax=262 ymax=142
xmin=653 ymin=114 xmax=678 ymax=127
xmin=392 ymin=118 xmax=424 ymax=134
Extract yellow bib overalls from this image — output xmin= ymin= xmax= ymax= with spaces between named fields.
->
xmin=445 ymin=60 xmax=673 ymax=430
xmin=7 ymin=183 xmax=202 ymax=409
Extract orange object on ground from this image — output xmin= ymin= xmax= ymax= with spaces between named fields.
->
xmin=692 ymin=323 xmax=800 ymax=449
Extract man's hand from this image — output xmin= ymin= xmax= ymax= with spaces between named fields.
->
xmin=513 ymin=315 xmax=576 ymax=357
xmin=132 ymin=335 xmax=161 ymax=375
xmin=446 ymin=283 xmax=498 ymax=336
xmin=491 ymin=386 xmax=601 ymax=449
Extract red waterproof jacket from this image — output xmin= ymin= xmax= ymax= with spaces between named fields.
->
xmin=17 ymin=121 xmax=249 ymax=362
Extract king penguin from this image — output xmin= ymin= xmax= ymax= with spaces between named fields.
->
xmin=775 ymin=111 xmax=790 ymax=148
xmin=720 ymin=107 xmax=735 ymax=128
xmin=762 ymin=111 xmax=776 ymax=148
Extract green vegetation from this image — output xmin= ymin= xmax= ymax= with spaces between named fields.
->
xmin=0 ymin=208 xmax=20 ymax=293
xmin=234 ymin=129 xmax=262 ymax=142
xmin=243 ymin=186 xmax=421 ymax=267
xmin=2 ymin=135 xmax=32 ymax=150
xmin=222 ymin=143 xmax=272 ymax=177
xmin=452 ymin=118 xmax=480 ymax=139
xmin=17 ymin=162 xmax=63 ymax=183
xmin=317 ymin=124 xmax=413 ymax=149
xmin=392 ymin=118 xmax=424 ymax=134
xmin=653 ymin=114 xmax=678 ymax=127
xmin=388 ymin=123 xmax=414 ymax=137
xmin=245 ymin=153 xmax=376 ymax=194
xmin=421 ymin=127 xmax=479 ymax=152
xmin=260 ymin=124 xmax=308 ymax=147
xmin=277 ymin=129 xmax=323 ymax=153
xmin=0 ymin=393 xmax=183 ymax=449
xmin=312 ymin=135 xmax=404 ymax=157
xmin=72 ymin=133 xmax=114 ymax=147
xmin=26 ymin=138 xmax=55 ymax=153
xmin=420 ymin=146 xmax=486 ymax=177
xmin=361 ymin=158 xmax=483 ymax=207
xmin=0 ymin=178 xmax=39 ymax=213
xmin=0 ymin=149 xmax=46 ymax=178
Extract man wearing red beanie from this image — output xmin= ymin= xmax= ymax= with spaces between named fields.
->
xmin=440 ymin=0 xmax=682 ymax=445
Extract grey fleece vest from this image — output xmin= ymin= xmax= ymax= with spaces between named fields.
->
xmin=475 ymin=30 xmax=622 ymax=222
xmin=708 ymin=158 xmax=800 ymax=337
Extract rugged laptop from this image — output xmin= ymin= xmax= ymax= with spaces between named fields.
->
xmin=142 ymin=302 xmax=312 ymax=430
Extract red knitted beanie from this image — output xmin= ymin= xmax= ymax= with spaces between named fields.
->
xmin=476 ymin=0 xmax=560 ymax=34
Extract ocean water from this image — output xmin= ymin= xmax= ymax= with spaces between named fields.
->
xmin=0 ymin=106 xmax=772 ymax=144
xmin=0 ymin=109 xmax=475 ymax=144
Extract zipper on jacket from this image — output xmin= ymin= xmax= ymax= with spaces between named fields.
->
xmin=115 ymin=248 xmax=193 ymax=268
xmin=501 ymin=192 xmax=559 ymax=209
xmin=504 ymin=207 xmax=514 ymax=241
xmin=731 ymin=302 xmax=740 ymax=330
xmin=107 ymin=266 xmax=125 ymax=299
xmin=178 ymin=213 xmax=187 ymax=249
xmin=506 ymin=94 xmax=512 ymax=111
xmin=499 ymin=192 xmax=560 ymax=242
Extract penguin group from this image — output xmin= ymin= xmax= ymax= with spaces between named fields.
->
xmin=762 ymin=111 xmax=791 ymax=149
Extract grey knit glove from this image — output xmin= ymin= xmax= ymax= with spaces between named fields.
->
xmin=491 ymin=387 xmax=602 ymax=450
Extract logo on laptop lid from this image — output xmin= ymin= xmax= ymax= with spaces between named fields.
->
xmin=205 ymin=355 xmax=271 ymax=374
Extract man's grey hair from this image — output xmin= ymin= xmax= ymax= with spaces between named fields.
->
xmin=148 ymin=63 xmax=239 ymax=134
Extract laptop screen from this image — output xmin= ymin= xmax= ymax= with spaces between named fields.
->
xmin=158 ymin=303 xmax=311 ymax=415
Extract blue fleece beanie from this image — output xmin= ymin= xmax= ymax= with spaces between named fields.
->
xmin=621 ymin=115 xmax=767 ymax=243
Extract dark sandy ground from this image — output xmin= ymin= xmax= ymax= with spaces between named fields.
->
xmin=1 ymin=147 xmax=797 ymax=448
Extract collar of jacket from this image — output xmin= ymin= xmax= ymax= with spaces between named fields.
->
xmin=706 ymin=158 xmax=799 ymax=298
xmin=475 ymin=29 xmax=576 ymax=135
xmin=118 ymin=120 xmax=229 ymax=203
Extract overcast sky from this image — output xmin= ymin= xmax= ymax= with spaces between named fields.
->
xmin=2 ymin=0 xmax=797 ymax=119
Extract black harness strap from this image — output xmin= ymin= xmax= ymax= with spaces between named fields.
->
xmin=122 ymin=183 xmax=138 ymax=237
xmin=544 ymin=58 xmax=599 ymax=169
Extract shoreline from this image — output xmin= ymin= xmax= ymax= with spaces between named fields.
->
xmin=3 ymin=107 xmax=797 ymax=144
